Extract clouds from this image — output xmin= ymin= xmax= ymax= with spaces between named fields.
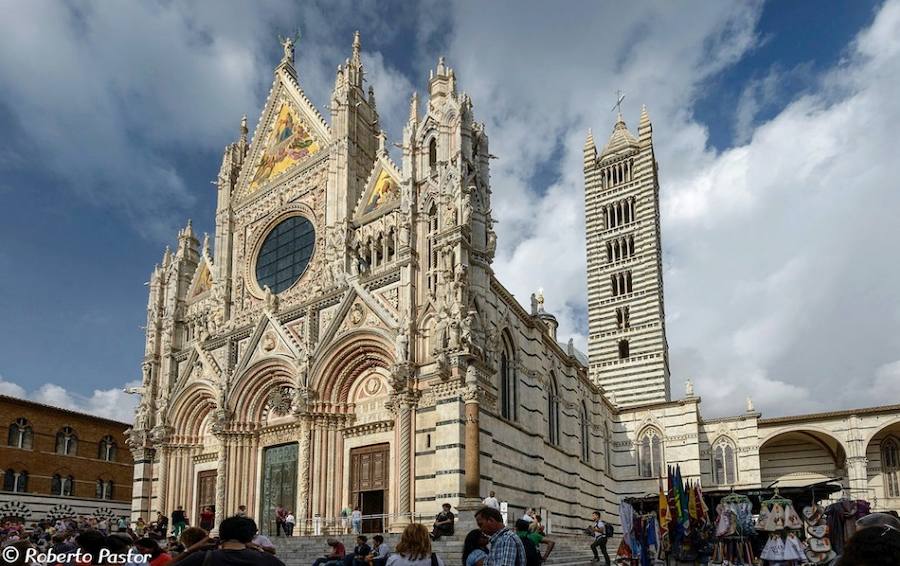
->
xmin=1 ymin=1 xmax=897 ymax=419
xmin=0 ymin=374 xmax=139 ymax=423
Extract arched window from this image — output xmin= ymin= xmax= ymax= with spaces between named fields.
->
xmin=3 ymin=469 xmax=15 ymax=491
xmin=711 ymin=438 xmax=738 ymax=485
xmin=581 ymin=402 xmax=591 ymax=462
xmin=547 ymin=373 xmax=560 ymax=446
xmin=604 ymin=422 xmax=612 ymax=472
xmin=96 ymin=479 xmax=114 ymax=500
xmin=882 ymin=437 xmax=900 ymax=498
xmin=52 ymin=474 xmax=74 ymax=496
xmin=56 ymin=427 xmax=78 ymax=455
xmin=638 ymin=428 xmax=664 ymax=478
xmin=98 ymin=436 xmax=117 ymax=461
xmin=426 ymin=204 xmax=439 ymax=294
xmin=7 ymin=418 xmax=32 ymax=449
xmin=499 ymin=333 xmax=517 ymax=421
xmin=428 ymin=138 xmax=438 ymax=172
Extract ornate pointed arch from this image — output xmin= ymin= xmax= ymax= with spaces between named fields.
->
xmin=167 ymin=381 xmax=218 ymax=444
xmin=309 ymin=330 xmax=394 ymax=412
xmin=229 ymin=358 xmax=297 ymax=426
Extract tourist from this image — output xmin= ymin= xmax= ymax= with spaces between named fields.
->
xmin=117 ymin=515 xmax=129 ymax=532
xmin=312 ymin=538 xmax=347 ymax=566
xmin=237 ymin=505 xmax=249 ymax=518
xmin=525 ymin=515 xmax=555 ymax=561
xmin=156 ymin=512 xmax=169 ymax=536
xmin=171 ymin=506 xmax=188 ymax=537
xmin=368 ymin=534 xmax=392 ymax=566
xmin=519 ymin=509 xmax=535 ymax=525
xmin=351 ymin=506 xmax=363 ymax=534
xmin=174 ymin=516 xmax=285 ymax=566
xmin=180 ymin=527 xmax=209 ymax=549
xmin=474 ymin=507 xmax=525 ymax=566
xmin=76 ymin=530 xmax=107 ymax=565
xmin=462 ymin=529 xmax=490 ymax=566
xmin=136 ymin=517 xmax=148 ymax=537
xmin=512 ymin=520 xmax=542 ymax=566
xmin=200 ymin=507 xmax=215 ymax=532
xmin=284 ymin=511 xmax=295 ymax=537
xmin=341 ymin=505 xmax=353 ymax=534
xmin=836 ymin=523 xmax=900 ymax=566
xmin=251 ymin=530 xmax=277 ymax=554
xmin=430 ymin=503 xmax=455 ymax=540
xmin=275 ymin=504 xmax=286 ymax=537
xmin=481 ymin=491 xmax=500 ymax=510
xmin=386 ymin=523 xmax=444 ymax=566
xmin=166 ymin=535 xmax=185 ymax=555
xmin=344 ymin=535 xmax=371 ymax=566
xmin=136 ymin=537 xmax=174 ymax=566
xmin=589 ymin=511 xmax=610 ymax=566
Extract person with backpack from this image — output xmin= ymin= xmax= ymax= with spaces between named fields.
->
xmin=513 ymin=519 xmax=544 ymax=566
xmin=589 ymin=511 xmax=611 ymax=566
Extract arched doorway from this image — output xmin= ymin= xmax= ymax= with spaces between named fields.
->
xmin=759 ymin=430 xmax=847 ymax=490
xmin=865 ymin=420 xmax=900 ymax=511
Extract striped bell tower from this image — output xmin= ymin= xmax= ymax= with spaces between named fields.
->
xmin=583 ymin=106 xmax=670 ymax=406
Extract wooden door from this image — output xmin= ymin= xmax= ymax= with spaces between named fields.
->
xmin=349 ymin=444 xmax=389 ymax=532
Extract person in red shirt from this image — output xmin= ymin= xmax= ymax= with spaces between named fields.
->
xmin=136 ymin=537 xmax=174 ymax=566
xmin=312 ymin=538 xmax=346 ymax=566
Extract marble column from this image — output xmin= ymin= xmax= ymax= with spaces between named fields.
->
xmin=156 ymin=445 xmax=169 ymax=516
xmin=297 ymin=418 xmax=312 ymax=534
xmin=214 ymin=435 xmax=228 ymax=529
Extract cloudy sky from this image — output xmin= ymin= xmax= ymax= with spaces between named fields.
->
xmin=1 ymin=0 xmax=898 ymax=422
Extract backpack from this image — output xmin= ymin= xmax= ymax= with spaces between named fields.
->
xmin=604 ymin=522 xmax=614 ymax=538
xmin=519 ymin=534 xmax=542 ymax=566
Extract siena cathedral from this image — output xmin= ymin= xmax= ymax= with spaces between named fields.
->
xmin=126 ymin=34 xmax=900 ymax=534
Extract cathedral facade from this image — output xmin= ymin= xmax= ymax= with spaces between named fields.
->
xmin=127 ymin=34 xmax=900 ymax=535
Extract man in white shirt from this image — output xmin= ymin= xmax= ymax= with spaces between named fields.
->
xmin=482 ymin=491 xmax=500 ymax=510
xmin=520 ymin=508 xmax=535 ymax=524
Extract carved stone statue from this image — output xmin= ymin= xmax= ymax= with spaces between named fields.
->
xmin=395 ymin=328 xmax=409 ymax=363
xmin=685 ymin=378 xmax=694 ymax=397
xmin=263 ymin=285 xmax=279 ymax=313
xmin=292 ymin=385 xmax=312 ymax=415
xmin=278 ymin=33 xmax=296 ymax=65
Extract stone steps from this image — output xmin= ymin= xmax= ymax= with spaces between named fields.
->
xmin=272 ymin=533 xmax=600 ymax=566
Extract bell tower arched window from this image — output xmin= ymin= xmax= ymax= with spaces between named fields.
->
xmin=638 ymin=427 xmax=664 ymax=478
xmin=882 ymin=437 xmax=900 ymax=497
xmin=711 ymin=437 xmax=738 ymax=485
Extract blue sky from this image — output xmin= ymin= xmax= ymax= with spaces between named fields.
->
xmin=1 ymin=0 xmax=898 ymax=421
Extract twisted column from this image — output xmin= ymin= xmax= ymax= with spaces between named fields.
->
xmin=297 ymin=419 xmax=311 ymax=533
xmin=214 ymin=435 xmax=228 ymax=529
xmin=156 ymin=446 xmax=169 ymax=516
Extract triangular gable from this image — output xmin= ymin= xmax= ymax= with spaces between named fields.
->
xmin=188 ymin=258 xmax=214 ymax=301
xmin=314 ymin=281 xmax=400 ymax=358
xmin=354 ymin=159 xmax=401 ymax=221
xmin=233 ymin=311 xmax=305 ymax=378
xmin=237 ymin=67 xmax=331 ymax=200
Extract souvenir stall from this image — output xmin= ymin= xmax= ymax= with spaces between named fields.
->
xmin=710 ymin=491 xmax=755 ymax=565
xmin=757 ymin=489 xmax=805 ymax=564
xmin=618 ymin=465 xmax=712 ymax=565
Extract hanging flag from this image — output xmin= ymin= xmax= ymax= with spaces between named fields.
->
xmin=658 ymin=479 xmax=670 ymax=534
xmin=688 ymin=479 xmax=698 ymax=521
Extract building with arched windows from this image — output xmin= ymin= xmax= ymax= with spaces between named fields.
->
xmin=0 ymin=395 xmax=132 ymax=523
xmin=126 ymin=34 xmax=900 ymax=536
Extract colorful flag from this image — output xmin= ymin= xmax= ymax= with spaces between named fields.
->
xmin=688 ymin=479 xmax=698 ymax=521
xmin=658 ymin=479 xmax=670 ymax=536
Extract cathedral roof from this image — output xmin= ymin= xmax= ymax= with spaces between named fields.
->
xmin=599 ymin=113 xmax=639 ymax=159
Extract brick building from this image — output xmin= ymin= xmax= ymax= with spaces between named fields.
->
xmin=0 ymin=395 xmax=132 ymax=523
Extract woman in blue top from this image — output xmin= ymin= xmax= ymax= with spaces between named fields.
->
xmin=462 ymin=529 xmax=490 ymax=566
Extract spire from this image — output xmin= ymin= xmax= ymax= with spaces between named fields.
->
xmin=600 ymin=113 xmax=639 ymax=159
xmin=409 ymin=91 xmax=419 ymax=122
xmin=583 ymin=128 xmax=597 ymax=168
xmin=348 ymin=31 xmax=363 ymax=88
xmin=638 ymin=104 xmax=652 ymax=141
xmin=239 ymin=115 xmax=248 ymax=144
xmin=428 ymin=56 xmax=454 ymax=103
xmin=352 ymin=30 xmax=361 ymax=61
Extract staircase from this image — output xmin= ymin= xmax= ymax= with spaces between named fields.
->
xmin=272 ymin=533 xmax=600 ymax=566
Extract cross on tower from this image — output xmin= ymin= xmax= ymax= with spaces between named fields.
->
xmin=611 ymin=90 xmax=626 ymax=114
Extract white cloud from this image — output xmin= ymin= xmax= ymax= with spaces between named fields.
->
xmin=1 ymin=374 xmax=139 ymax=423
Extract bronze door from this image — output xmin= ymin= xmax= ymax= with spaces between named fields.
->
xmin=349 ymin=443 xmax=389 ymax=533
xmin=196 ymin=470 xmax=216 ymax=529
xmin=259 ymin=443 xmax=298 ymax=535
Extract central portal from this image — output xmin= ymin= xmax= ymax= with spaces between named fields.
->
xmin=349 ymin=443 xmax=389 ymax=533
xmin=259 ymin=443 xmax=298 ymax=536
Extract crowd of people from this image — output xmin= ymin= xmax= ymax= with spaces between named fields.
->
xmin=3 ymin=493 xmax=896 ymax=566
